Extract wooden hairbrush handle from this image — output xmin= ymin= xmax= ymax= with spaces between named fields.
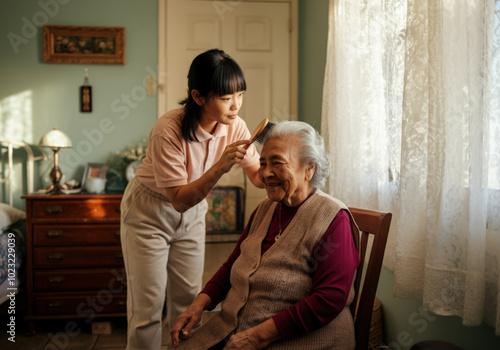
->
xmin=244 ymin=118 xmax=269 ymax=149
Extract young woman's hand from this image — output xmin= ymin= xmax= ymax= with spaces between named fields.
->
xmin=170 ymin=293 xmax=211 ymax=347
xmin=165 ymin=139 xmax=260 ymax=213
xmin=216 ymin=139 xmax=252 ymax=173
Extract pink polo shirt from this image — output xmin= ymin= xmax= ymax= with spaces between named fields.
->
xmin=135 ymin=107 xmax=259 ymax=198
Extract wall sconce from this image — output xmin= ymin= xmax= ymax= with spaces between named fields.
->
xmin=39 ymin=126 xmax=72 ymax=193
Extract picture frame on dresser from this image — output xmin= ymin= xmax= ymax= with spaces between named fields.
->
xmin=81 ymin=162 xmax=107 ymax=190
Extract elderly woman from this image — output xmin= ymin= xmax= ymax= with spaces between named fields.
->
xmin=170 ymin=121 xmax=360 ymax=350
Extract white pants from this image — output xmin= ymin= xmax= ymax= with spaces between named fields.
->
xmin=120 ymin=177 xmax=207 ymax=350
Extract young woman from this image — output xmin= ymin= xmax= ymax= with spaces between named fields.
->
xmin=120 ymin=49 xmax=264 ymax=350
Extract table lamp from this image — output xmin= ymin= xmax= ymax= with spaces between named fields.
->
xmin=39 ymin=126 xmax=73 ymax=193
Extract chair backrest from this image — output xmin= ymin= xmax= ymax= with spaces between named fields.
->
xmin=349 ymin=207 xmax=392 ymax=350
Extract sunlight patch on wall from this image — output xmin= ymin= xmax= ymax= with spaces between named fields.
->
xmin=0 ymin=90 xmax=33 ymax=143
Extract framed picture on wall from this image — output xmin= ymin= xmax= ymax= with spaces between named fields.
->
xmin=43 ymin=25 xmax=126 ymax=64
xmin=205 ymin=186 xmax=245 ymax=243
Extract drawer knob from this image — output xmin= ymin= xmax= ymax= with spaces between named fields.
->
xmin=47 ymin=230 xmax=63 ymax=238
xmin=115 ymin=252 xmax=123 ymax=260
xmin=47 ymin=253 xmax=65 ymax=261
xmin=48 ymin=276 xmax=65 ymax=284
xmin=116 ymin=300 xmax=127 ymax=308
xmin=44 ymin=205 xmax=63 ymax=214
xmin=48 ymin=301 xmax=63 ymax=309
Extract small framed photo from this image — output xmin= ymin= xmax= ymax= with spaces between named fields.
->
xmin=205 ymin=186 xmax=245 ymax=243
xmin=43 ymin=25 xmax=126 ymax=65
xmin=81 ymin=163 xmax=108 ymax=189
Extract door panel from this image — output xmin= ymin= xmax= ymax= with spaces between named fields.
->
xmin=161 ymin=0 xmax=296 ymax=223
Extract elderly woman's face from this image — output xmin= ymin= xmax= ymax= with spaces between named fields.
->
xmin=258 ymin=136 xmax=315 ymax=207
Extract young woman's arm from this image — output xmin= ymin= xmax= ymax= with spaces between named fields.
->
xmin=243 ymin=162 xmax=265 ymax=188
xmin=165 ymin=139 xmax=253 ymax=213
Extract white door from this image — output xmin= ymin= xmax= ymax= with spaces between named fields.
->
xmin=159 ymin=0 xmax=298 ymax=224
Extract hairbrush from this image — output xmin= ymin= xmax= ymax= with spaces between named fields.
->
xmin=244 ymin=118 xmax=274 ymax=149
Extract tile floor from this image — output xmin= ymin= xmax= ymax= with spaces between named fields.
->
xmin=0 ymin=242 xmax=234 ymax=350
xmin=1 ymin=311 xmax=218 ymax=350
xmin=2 ymin=317 xmax=136 ymax=350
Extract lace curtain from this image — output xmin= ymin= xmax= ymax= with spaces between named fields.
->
xmin=322 ymin=0 xmax=500 ymax=334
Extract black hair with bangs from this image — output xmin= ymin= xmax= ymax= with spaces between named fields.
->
xmin=179 ymin=49 xmax=247 ymax=142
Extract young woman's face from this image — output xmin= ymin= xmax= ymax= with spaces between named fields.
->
xmin=199 ymin=91 xmax=244 ymax=131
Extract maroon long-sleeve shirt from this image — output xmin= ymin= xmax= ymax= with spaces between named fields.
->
xmin=202 ymin=198 xmax=359 ymax=339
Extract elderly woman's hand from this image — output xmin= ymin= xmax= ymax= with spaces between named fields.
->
xmin=223 ymin=318 xmax=281 ymax=349
xmin=170 ymin=293 xmax=211 ymax=347
xmin=223 ymin=329 xmax=261 ymax=349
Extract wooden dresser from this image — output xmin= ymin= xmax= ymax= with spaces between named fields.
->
xmin=22 ymin=193 xmax=126 ymax=333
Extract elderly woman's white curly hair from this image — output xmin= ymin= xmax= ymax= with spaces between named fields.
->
xmin=262 ymin=121 xmax=331 ymax=189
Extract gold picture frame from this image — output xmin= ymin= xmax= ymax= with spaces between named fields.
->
xmin=205 ymin=186 xmax=245 ymax=243
xmin=43 ymin=25 xmax=125 ymax=65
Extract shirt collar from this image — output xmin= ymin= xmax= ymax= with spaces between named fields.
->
xmin=194 ymin=122 xmax=229 ymax=141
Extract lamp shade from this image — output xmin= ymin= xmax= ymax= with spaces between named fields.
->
xmin=39 ymin=126 xmax=72 ymax=148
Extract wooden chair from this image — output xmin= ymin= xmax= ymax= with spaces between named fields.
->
xmin=349 ymin=207 xmax=392 ymax=350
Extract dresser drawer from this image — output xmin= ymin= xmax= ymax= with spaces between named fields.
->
xmin=34 ymin=225 xmax=121 ymax=246
xmin=31 ymin=199 xmax=121 ymax=220
xmin=34 ymin=268 xmax=126 ymax=291
xmin=34 ymin=246 xmax=124 ymax=268
xmin=34 ymin=293 xmax=127 ymax=316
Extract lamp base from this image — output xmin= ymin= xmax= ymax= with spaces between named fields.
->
xmin=49 ymin=163 xmax=63 ymax=194
xmin=44 ymin=183 xmax=63 ymax=194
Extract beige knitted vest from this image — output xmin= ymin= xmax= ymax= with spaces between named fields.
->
xmin=177 ymin=190 xmax=357 ymax=350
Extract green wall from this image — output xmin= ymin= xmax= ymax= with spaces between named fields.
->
xmin=0 ymin=0 xmax=158 ymax=185
xmin=377 ymin=267 xmax=500 ymax=349
xmin=298 ymin=0 xmax=329 ymax=129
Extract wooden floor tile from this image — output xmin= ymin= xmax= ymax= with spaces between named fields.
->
xmin=43 ymin=331 xmax=98 ymax=350
xmin=1 ymin=331 xmax=50 ymax=350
